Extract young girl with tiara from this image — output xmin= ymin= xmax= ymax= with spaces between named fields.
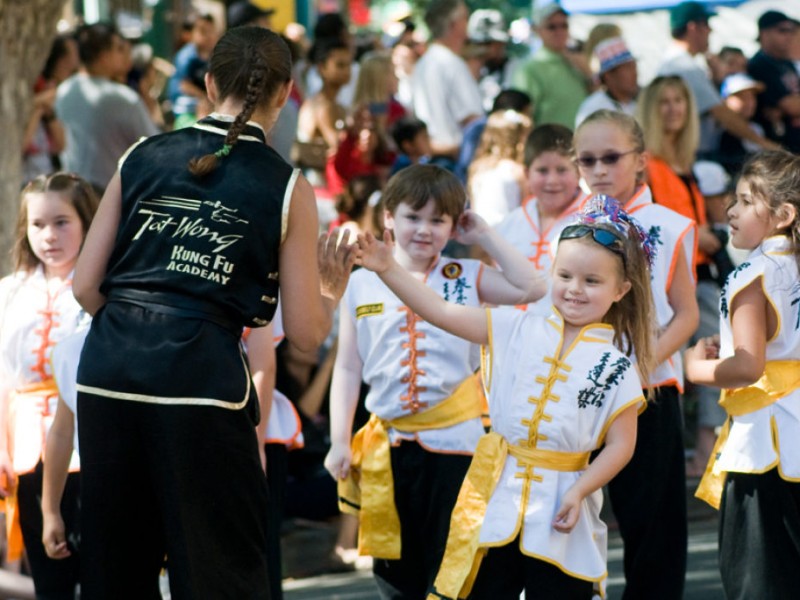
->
xmin=573 ymin=109 xmax=699 ymax=599
xmin=685 ymin=150 xmax=800 ymax=598
xmin=72 ymin=27 xmax=355 ymax=599
xmin=0 ymin=172 xmax=98 ymax=599
xmin=356 ymin=195 xmax=657 ymax=599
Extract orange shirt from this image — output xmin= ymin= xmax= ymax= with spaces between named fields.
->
xmin=646 ymin=156 xmax=709 ymax=265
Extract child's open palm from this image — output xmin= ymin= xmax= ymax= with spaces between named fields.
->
xmin=357 ymin=230 xmax=395 ymax=273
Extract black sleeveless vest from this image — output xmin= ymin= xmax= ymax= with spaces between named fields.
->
xmin=102 ymin=116 xmax=293 ymax=328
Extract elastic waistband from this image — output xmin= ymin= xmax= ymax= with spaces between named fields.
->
xmin=106 ymin=288 xmax=241 ymax=336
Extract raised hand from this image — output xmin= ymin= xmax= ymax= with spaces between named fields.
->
xmin=357 ymin=230 xmax=395 ymax=274
xmin=454 ymin=210 xmax=490 ymax=246
xmin=319 ymin=228 xmax=358 ymax=302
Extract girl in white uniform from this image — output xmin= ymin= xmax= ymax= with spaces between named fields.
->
xmin=325 ymin=165 xmax=546 ymax=599
xmin=574 ymin=109 xmax=699 ymax=600
xmin=0 ymin=173 xmax=98 ymax=599
xmin=685 ymin=151 xmax=800 ymax=599
xmin=356 ymin=195 xmax=657 ymax=599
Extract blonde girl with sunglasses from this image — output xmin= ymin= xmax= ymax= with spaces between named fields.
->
xmin=573 ymin=109 xmax=699 ymax=600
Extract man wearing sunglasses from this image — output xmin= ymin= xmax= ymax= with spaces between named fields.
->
xmin=748 ymin=10 xmax=800 ymax=153
xmin=511 ymin=0 xmax=591 ymax=129
xmin=657 ymin=1 xmax=778 ymax=161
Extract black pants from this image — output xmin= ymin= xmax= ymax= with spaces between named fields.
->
xmin=606 ymin=386 xmax=687 ymax=600
xmin=77 ymin=393 xmax=271 ymax=600
xmin=719 ymin=469 xmax=800 ymax=599
xmin=373 ymin=441 xmax=472 ymax=600
xmin=264 ymin=443 xmax=288 ymax=600
xmin=467 ymin=540 xmax=593 ymax=600
xmin=17 ymin=463 xmax=80 ymax=600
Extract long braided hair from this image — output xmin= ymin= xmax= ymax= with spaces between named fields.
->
xmin=188 ymin=27 xmax=291 ymax=177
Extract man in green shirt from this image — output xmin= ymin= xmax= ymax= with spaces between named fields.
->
xmin=511 ymin=1 xmax=591 ymax=128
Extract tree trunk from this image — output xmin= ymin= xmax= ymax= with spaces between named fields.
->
xmin=0 ymin=0 xmax=66 ymax=274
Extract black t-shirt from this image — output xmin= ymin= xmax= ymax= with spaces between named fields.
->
xmin=748 ymin=50 xmax=800 ymax=153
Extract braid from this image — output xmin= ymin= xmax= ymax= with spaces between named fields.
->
xmin=188 ymin=27 xmax=290 ymax=177
xmin=223 ymin=53 xmax=266 ymax=151
xmin=189 ymin=60 xmax=267 ymax=177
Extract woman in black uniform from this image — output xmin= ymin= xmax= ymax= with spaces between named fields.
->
xmin=72 ymin=27 xmax=354 ymax=600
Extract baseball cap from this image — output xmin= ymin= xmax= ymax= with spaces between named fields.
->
xmin=468 ymin=9 xmax=509 ymax=43
xmin=720 ymin=73 xmax=765 ymax=99
xmin=227 ymin=1 xmax=275 ymax=29
xmin=693 ymin=161 xmax=730 ymax=197
xmin=757 ymin=10 xmax=800 ymax=32
xmin=593 ymin=37 xmax=635 ymax=76
xmin=532 ymin=1 xmax=568 ymax=27
xmin=670 ymin=2 xmax=716 ymax=31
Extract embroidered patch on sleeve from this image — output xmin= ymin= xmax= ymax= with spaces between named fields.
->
xmin=356 ymin=303 xmax=384 ymax=319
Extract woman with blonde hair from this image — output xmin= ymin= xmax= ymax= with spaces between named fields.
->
xmin=637 ymin=75 xmax=725 ymax=480
xmin=352 ymin=51 xmax=406 ymax=128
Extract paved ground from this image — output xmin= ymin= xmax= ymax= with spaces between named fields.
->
xmin=282 ymin=479 xmax=723 ymax=600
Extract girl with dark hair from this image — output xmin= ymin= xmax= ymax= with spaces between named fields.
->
xmin=72 ymin=26 xmax=355 ymax=599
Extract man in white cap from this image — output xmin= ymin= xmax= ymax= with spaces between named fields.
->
xmin=717 ymin=73 xmax=766 ymax=173
xmin=511 ymin=0 xmax=591 ymax=128
xmin=575 ymin=36 xmax=639 ymax=127
xmin=748 ymin=9 xmax=800 ymax=152
xmin=467 ymin=9 xmax=511 ymax=111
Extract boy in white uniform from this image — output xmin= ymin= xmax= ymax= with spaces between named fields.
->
xmin=325 ymin=165 xmax=545 ymax=598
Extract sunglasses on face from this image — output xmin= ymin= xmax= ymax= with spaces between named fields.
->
xmin=575 ymin=149 xmax=637 ymax=168
xmin=544 ymin=22 xmax=569 ymax=31
xmin=560 ymin=224 xmax=627 ymax=267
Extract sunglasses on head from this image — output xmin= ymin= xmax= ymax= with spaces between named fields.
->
xmin=575 ymin=149 xmax=637 ymax=168
xmin=560 ymin=224 xmax=627 ymax=266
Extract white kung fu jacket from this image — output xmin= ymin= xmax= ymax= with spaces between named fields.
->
xmin=495 ymin=194 xmax=583 ymax=316
xmin=342 ymin=256 xmax=487 ymax=453
xmin=715 ymin=236 xmax=800 ymax=478
xmin=479 ymin=307 xmax=645 ymax=582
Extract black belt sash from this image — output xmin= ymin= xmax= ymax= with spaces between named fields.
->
xmin=105 ymin=288 xmax=241 ymax=336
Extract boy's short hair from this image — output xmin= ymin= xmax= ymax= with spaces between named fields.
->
xmin=310 ymin=37 xmax=349 ymax=65
xmin=523 ymin=123 xmax=574 ymax=167
xmin=383 ymin=164 xmax=465 ymax=220
xmin=391 ymin=117 xmax=428 ymax=150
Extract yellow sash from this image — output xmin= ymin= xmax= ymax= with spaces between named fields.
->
xmin=428 ymin=432 xmax=590 ymax=600
xmin=339 ymin=373 xmax=484 ymax=560
xmin=696 ymin=360 xmax=800 ymax=509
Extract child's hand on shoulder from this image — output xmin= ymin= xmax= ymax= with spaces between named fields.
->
xmin=357 ymin=230 xmax=395 ymax=274
xmin=454 ymin=210 xmax=490 ymax=246
xmin=553 ymin=486 xmax=583 ymax=533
